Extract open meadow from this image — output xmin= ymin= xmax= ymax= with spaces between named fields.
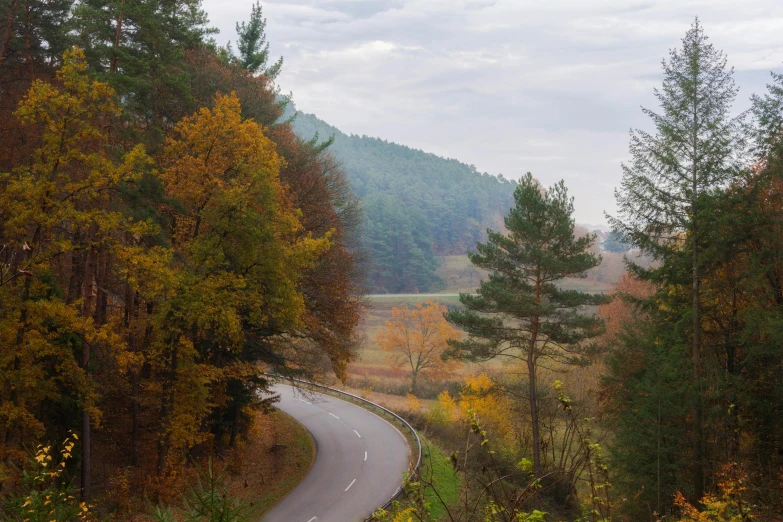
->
xmin=344 ymin=255 xmax=615 ymax=402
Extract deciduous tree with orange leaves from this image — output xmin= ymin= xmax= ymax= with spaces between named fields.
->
xmin=376 ymin=300 xmax=460 ymax=395
xmin=0 ymin=1 xmax=365 ymax=512
xmin=153 ymin=92 xmax=331 ymax=472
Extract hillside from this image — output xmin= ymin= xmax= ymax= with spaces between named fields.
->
xmin=289 ymin=107 xmax=517 ymax=293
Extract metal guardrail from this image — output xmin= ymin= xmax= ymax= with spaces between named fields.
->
xmin=264 ymin=374 xmax=422 ymax=520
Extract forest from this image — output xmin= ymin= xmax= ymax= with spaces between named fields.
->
xmin=0 ymin=0 xmax=362 ymax=519
xmin=369 ymin=20 xmax=783 ymax=522
xmin=0 ymin=1 xmax=782 ymax=521
xmin=291 ymin=109 xmax=517 ymax=293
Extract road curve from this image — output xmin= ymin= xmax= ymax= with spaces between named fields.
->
xmin=263 ymin=383 xmax=411 ymax=522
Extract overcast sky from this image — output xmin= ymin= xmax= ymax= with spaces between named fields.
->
xmin=201 ymin=0 xmax=783 ymax=225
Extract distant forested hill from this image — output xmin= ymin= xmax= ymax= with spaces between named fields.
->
xmin=289 ymin=108 xmax=516 ymax=293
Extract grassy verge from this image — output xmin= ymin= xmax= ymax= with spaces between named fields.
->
xmin=418 ymin=436 xmax=461 ymax=521
xmin=225 ymin=408 xmax=315 ymax=518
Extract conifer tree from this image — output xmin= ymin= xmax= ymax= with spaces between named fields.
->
xmin=363 ymin=193 xmax=442 ymax=293
xmin=72 ymin=0 xmax=213 ymax=143
xmin=232 ymin=1 xmax=282 ymax=79
xmin=607 ymin=19 xmax=744 ymax=499
xmin=0 ymin=0 xmax=73 ymax=71
xmin=751 ymin=68 xmax=783 ymax=159
xmin=601 ymin=300 xmax=692 ymax=517
xmin=445 ymin=173 xmax=604 ymax=508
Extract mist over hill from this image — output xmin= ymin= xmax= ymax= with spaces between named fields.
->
xmin=289 ymin=106 xmax=517 ymax=293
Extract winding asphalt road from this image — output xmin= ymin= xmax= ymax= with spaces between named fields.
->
xmin=263 ymin=383 xmax=411 ymax=522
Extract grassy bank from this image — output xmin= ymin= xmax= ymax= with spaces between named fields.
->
xmin=226 ymin=408 xmax=315 ymax=518
xmin=419 ymin=437 xmax=461 ymax=521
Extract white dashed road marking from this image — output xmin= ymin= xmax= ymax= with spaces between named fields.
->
xmin=329 ymin=412 xmax=340 ymax=419
xmin=364 ymin=451 xmax=368 ymax=461
xmin=345 ymin=479 xmax=356 ymax=492
xmin=307 ymin=517 xmax=317 ymax=522
xmin=354 ymin=430 xmax=361 ymax=437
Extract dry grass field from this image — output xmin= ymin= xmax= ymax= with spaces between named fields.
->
xmin=347 ymin=255 xmax=615 ymax=399
xmin=435 ymin=254 xmax=615 ymax=296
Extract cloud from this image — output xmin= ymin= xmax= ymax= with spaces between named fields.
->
xmin=202 ymin=0 xmax=783 ymax=224
xmin=317 ymin=0 xmax=405 ymax=19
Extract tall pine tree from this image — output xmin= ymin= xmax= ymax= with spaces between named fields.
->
xmin=446 ymin=173 xmax=604 ymax=509
xmin=750 ymin=68 xmax=783 ymax=158
xmin=231 ymin=1 xmax=282 ymax=79
xmin=72 ymin=0 xmax=213 ymax=144
xmin=607 ymin=19 xmax=744 ymax=499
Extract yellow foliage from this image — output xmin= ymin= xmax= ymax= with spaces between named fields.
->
xmin=0 ymin=45 xmax=346 ymax=491
xmin=458 ymin=374 xmax=517 ymax=448
xmin=150 ymin=93 xmax=333 ymax=467
xmin=14 ymin=434 xmax=95 ymax=521
xmin=376 ymin=300 xmax=460 ymax=394
xmin=0 ymin=46 xmax=155 ymax=449
xmin=671 ymin=464 xmax=756 ymax=521
xmin=438 ymin=390 xmax=460 ymax=422
xmin=429 ymin=374 xmax=519 ymax=450
xmin=159 ymin=93 xmax=330 ymax=340
xmin=160 ymin=92 xmax=285 ymax=241
xmin=372 ymin=506 xmax=417 ymax=522
xmin=405 ymin=393 xmax=421 ymax=412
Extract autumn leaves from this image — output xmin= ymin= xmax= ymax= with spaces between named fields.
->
xmin=0 ymin=47 xmax=334 ymax=495
xmin=377 ymin=301 xmax=460 ymax=395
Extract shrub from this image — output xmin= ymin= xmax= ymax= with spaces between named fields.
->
xmin=1 ymin=433 xmax=94 ymax=522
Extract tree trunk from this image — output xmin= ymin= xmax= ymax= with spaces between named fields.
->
xmin=6 ymin=226 xmax=40 ymax=461
xmin=130 ymin=370 xmax=140 ymax=467
xmin=80 ymin=245 xmax=98 ymax=501
xmin=66 ymin=238 xmax=84 ymax=305
xmin=124 ymin=282 xmax=141 ymax=467
xmin=23 ymin=2 xmax=30 ymax=80
xmin=411 ymin=370 xmax=418 ymax=396
xmin=110 ymin=0 xmax=124 ymax=73
xmin=0 ymin=0 xmax=19 ymax=66
xmin=527 ymin=350 xmax=541 ymax=511
xmin=157 ymin=341 xmax=178 ymax=475
xmin=691 ymin=72 xmax=704 ymax=502
xmin=657 ymin=397 xmax=661 ymax=515
xmin=229 ymin=397 xmax=241 ymax=448
xmin=94 ymin=251 xmax=107 ymax=325
xmin=528 ymin=267 xmax=542 ymax=510
xmin=726 ymin=310 xmax=740 ymax=459
xmin=692 ymin=241 xmax=704 ymax=500
xmin=81 ymin=410 xmax=91 ymax=500
xmin=9 ymin=245 xmax=34 ymax=453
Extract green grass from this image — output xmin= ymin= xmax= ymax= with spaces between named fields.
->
xmin=419 ymin=437 xmax=461 ymax=521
